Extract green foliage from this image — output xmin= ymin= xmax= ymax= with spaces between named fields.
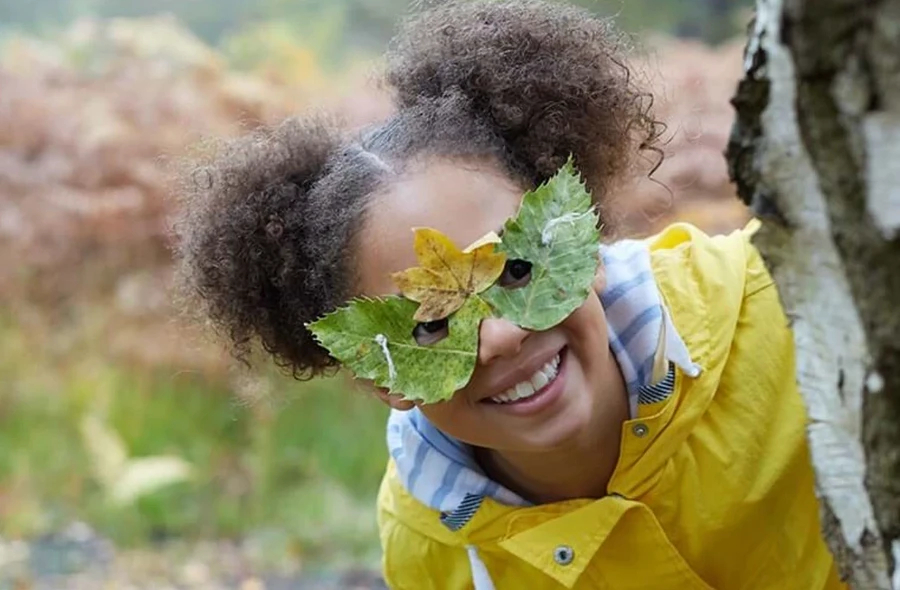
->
xmin=220 ymin=3 xmax=354 ymax=75
xmin=0 ymin=0 xmax=752 ymax=64
xmin=80 ymin=413 xmax=193 ymax=506
xmin=568 ymin=0 xmax=748 ymax=43
xmin=0 ymin=318 xmax=387 ymax=565
xmin=309 ymin=295 xmax=490 ymax=403
xmin=484 ymin=160 xmax=601 ymax=331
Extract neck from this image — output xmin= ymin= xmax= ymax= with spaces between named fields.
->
xmin=475 ymin=350 xmax=629 ymax=505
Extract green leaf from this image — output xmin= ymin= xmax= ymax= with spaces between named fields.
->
xmin=483 ymin=160 xmax=601 ymax=330
xmin=307 ymin=296 xmax=490 ymax=404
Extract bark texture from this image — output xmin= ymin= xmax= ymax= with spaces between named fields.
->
xmin=727 ymin=0 xmax=900 ymax=587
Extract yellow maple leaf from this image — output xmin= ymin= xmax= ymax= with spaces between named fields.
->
xmin=391 ymin=228 xmax=507 ymax=322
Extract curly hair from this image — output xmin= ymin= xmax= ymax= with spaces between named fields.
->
xmin=173 ymin=0 xmax=662 ymax=378
xmin=385 ymin=0 xmax=660 ymax=200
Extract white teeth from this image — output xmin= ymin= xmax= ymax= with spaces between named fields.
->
xmin=490 ymin=354 xmax=561 ymax=404
xmin=530 ymin=370 xmax=549 ymax=391
xmin=549 ymin=355 xmax=560 ymax=371
xmin=515 ymin=381 xmax=534 ymax=399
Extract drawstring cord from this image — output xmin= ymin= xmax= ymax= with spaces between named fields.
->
xmin=466 ymin=545 xmax=497 ymax=590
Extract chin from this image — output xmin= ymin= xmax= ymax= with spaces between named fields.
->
xmin=518 ymin=386 xmax=596 ymax=450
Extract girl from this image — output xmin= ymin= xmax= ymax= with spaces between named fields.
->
xmin=174 ymin=1 xmax=845 ymax=588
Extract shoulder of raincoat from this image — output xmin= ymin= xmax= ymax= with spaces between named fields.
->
xmin=376 ymin=222 xmax=847 ymax=590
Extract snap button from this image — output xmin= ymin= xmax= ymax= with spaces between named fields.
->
xmin=632 ymin=423 xmax=649 ymax=438
xmin=553 ymin=545 xmax=575 ymax=566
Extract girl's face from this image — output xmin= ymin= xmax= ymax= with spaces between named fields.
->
xmin=356 ymin=158 xmax=626 ymax=453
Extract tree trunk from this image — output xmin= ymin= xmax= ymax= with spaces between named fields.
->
xmin=726 ymin=0 xmax=900 ymax=588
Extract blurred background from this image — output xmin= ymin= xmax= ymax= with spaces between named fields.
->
xmin=0 ymin=0 xmax=751 ymax=588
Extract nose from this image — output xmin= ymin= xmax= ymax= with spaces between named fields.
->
xmin=478 ymin=318 xmax=530 ymax=365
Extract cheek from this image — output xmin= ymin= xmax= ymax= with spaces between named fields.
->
xmin=561 ymin=292 xmax=608 ymax=351
xmin=417 ymin=395 xmax=477 ymax=437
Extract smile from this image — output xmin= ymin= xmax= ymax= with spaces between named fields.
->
xmin=487 ymin=353 xmax=562 ymax=404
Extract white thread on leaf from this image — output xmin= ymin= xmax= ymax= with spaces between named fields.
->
xmin=541 ymin=210 xmax=593 ymax=246
xmin=374 ymin=334 xmax=397 ymax=382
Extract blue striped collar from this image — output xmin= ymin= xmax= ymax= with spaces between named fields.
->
xmin=385 ymin=238 xmax=699 ymax=527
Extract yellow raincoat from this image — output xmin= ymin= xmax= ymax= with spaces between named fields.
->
xmin=377 ymin=223 xmax=846 ymax=589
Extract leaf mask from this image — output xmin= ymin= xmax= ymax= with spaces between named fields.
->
xmin=307 ymin=160 xmax=601 ymax=404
